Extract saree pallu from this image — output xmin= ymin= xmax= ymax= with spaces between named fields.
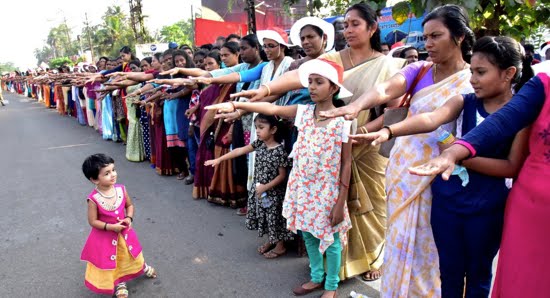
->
xmin=152 ymin=100 xmax=175 ymax=175
xmin=43 ymin=84 xmax=51 ymax=107
xmin=206 ymin=84 xmax=247 ymax=207
xmin=55 ymin=85 xmax=65 ymax=114
xmin=139 ymin=104 xmax=151 ymax=161
xmin=83 ymin=86 xmax=95 ymax=127
xmin=102 ymin=94 xmax=115 ymax=140
xmin=95 ymin=98 xmax=102 ymax=133
xmin=125 ymin=85 xmax=145 ymax=162
xmin=322 ymin=53 xmax=402 ymax=280
xmin=73 ymin=86 xmax=87 ymax=126
xmin=382 ymin=69 xmax=472 ymax=297
xmin=193 ymin=84 xmax=232 ymax=199
xmin=62 ymin=86 xmax=72 ymax=116
xmin=163 ymin=99 xmax=185 ymax=148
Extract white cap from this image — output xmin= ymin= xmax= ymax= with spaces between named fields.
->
xmin=290 ymin=17 xmax=335 ymax=51
xmin=298 ymin=58 xmax=353 ymax=99
xmin=256 ymin=30 xmax=293 ymax=48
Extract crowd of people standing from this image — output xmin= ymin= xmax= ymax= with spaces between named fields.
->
xmin=2 ymin=3 xmax=549 ymax=298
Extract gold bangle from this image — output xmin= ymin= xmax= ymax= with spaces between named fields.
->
xmin=261 ymin=84 xmax=271 ymax=96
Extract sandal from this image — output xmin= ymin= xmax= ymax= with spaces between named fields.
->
xmin=176 ymin=173 xmax=186 ymax=180
xmin=361 ymin=269 xmax=381 ymax=281
xmin=115 ymin=283 xmax=128 ymax=298
xmin=320 ymin=290 xmax=338 ymax=298
xmin=144 ymin=265 xmax=157 ymax=278
xmin=263 ymin=248 xmax=286 ymax=259
xmin=292 ymin=281 xmax=323 ymax=296
xmin=258 ymin=243 xmax=274 ymax=255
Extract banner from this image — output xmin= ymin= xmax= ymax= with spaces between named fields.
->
xmin=135 ymin=43 xmax=169 ymax=59
xmin=378 ymin=7 xmax=426 ymax=49
xmin=195 ymin=18 xmax=248 ymax=46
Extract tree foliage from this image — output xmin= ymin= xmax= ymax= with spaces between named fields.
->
xmin=49 ymin=57 xmax=74 ymax=69
xmin=34 ymin=5 xmax=155 ymax=66
xmin=0 ymin=62 xmax=17 ymax=73
xmin=288 ymin=0 xmax=550 ymax=39
xmin=159 ymin=20 xmax=193 ymax=47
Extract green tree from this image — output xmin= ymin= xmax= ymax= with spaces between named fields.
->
xmin=287 ymin=0 xmax=550 ymax=39
xmin=34 ymin=46 xmax=55 ymax=64
xmin=159 ymin=20 xmax=193 ymax=47
xmin=49 ymin=57 xmax=74 ymax=69
xmin=0 ymin=62 xmax=17 ymax=73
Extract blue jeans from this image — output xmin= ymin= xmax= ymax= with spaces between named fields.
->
xmin=187 ymin=125 xmax=199 ymax=175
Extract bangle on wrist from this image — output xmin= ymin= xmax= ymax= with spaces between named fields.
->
xmin=261 ymin=84 xmax=271 ymax=96
xmin=383 ymin=125 xmax=394 ymax=139
xmin=229 ymin=101 xmax=236 ymax=112
xmin=125 ymin=216 xmax=133 ymax=223
xmin=236 ymin=109 xmax=242 ymax=117
xmin=104 ymin=222 xmax=108 ymax=231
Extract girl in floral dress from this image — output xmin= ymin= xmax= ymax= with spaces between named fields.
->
xmin=205 ymin=114 xmax=294 ymax=259
xmin=207 ymin=58 xmax=353 ymax=298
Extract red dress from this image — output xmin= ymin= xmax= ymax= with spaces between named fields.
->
xmin=491 ymin=74 xmax=550 ymax=297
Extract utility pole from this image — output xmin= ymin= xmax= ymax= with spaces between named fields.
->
xmin=191 ymin=5 xmax=195 ymax=47
xmin=246 ymin=0 xmax=257 ymax=34
xmin=84 ymin=13 xmax=95 ymax=62
xmin=129 ymin=0 xmax=147 ymax=43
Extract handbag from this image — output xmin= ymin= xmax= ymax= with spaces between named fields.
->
xmin=379 ymin=63 xmax=433 ymax=158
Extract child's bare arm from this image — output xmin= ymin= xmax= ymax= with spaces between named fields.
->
xmin=462 ymin=127 xmax=530 ymax=178
xmin=351 ymin=95 xmax=464 ymax=145
xmin=261 ymin=167 xmax=287 ymax=192
xmin=205 ymin=144 xmax=254 ymax=166
xmin=87 ymin=200 xmax=126 ymax=232
xmin=330 ymin=133 xmax=353 ymax=227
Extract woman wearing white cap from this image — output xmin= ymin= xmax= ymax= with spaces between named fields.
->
xmin=231 ymin=3 xmax=403 ymax=282
xmin=207 ymin=58 xmax=354 ymax=298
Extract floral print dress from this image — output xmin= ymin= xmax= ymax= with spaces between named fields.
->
xmin=246 ymin=140 xmax=294 ymax=244
xmin=283 ymin=104 xmax=352 ymax=253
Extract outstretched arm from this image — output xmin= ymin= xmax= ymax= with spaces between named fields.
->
xmin=320 ymin=73 xmax=409 ymax=120
xmin=205 ymin=144 xmax=255 ymax=166
xmin=160 ymin=67 xmax=211 ymax=78
xmin=206 ymin=101 xmax=298 ymax=119
xmin=351 ymin=95 xmax=464 ymax=145
xmin=461 ymin=127 xmax=530 ymax=178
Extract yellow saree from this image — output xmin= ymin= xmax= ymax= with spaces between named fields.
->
xmin=321 ymin=52 xmax=403 ymax=279
xmin=382 ymin=68 xmax=472 ymax=297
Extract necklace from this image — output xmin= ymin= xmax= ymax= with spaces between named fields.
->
xmin=348 ymin=47 xmax=374 ymax=68
xmin=96 ymin=187 xmax=116 ymax=199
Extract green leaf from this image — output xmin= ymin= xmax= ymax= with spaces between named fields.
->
xmin=392 ymin=2 xmax=410 ymax=25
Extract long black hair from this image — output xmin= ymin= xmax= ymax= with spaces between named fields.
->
xmin=254 ymin=114 xmax=288 ymax=143
xmin=422 ymin=4 xmax=475 ymax=62
xmin=472 ymin=36 xmax=534 ymax=93
xmin=346 ymin=3 xmax=382 ymax=52
xmin=172 ymin=49 xmax=195 ymax=68
xmin=241 ymin=34 xmax=267 ymax=62
xmin=119 ymin=46 xmax=136 ymax=60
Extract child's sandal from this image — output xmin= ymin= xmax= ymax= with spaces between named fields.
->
xmin=115 ymin=283 xmax=129 ymax=298
xmin=144 ymin=265 xmax=157 ymax=278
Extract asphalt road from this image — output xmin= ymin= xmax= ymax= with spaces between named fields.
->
xmin=0 ymin=92 xmax=381 ymax=298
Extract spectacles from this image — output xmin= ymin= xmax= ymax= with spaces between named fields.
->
xmin=262 ymin=43 xmax=279 ymax=49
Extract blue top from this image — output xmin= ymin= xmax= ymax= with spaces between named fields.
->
xmin=462 ymin=75 xmax=546 ymax=156
xmin=431 ymin=93 xmax=513 ymax=214
xmin=100 ymin=65 xmax=123 ymax=76
xmin=238 ymin=62 xmax=268 ymax=82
